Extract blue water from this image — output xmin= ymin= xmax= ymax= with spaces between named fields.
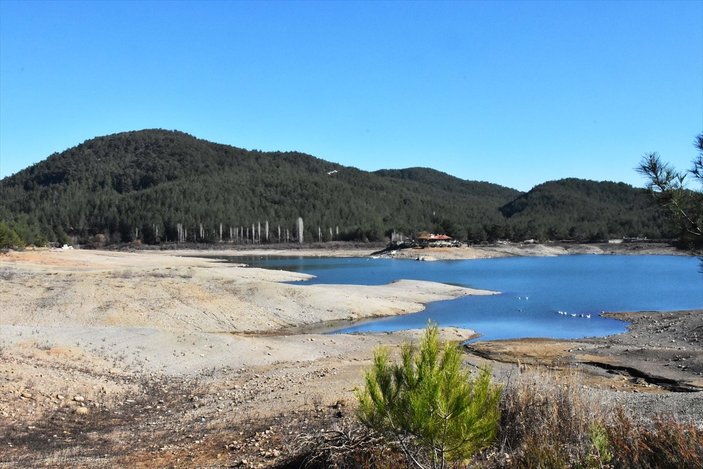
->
xmin=233 ymin=255 xmax=703 ymax=341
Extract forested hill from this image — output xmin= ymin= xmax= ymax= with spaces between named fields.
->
xmin=0 ymin=129 xmax=672 ymax=246
xmin=498 ymin=179 xmax=672 ymax=242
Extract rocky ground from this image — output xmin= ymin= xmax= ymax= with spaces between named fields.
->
xmin=0 ymin=246 xmax=701 ymax=468
xmin=467 ymin=310 xmax=703 ymax=421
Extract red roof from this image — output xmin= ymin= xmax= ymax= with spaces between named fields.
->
xmin=418 ymin=233 xmax=453 ymax=241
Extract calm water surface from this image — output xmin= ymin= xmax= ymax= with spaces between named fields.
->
xmin=233 ymin=255 xmax=703 ymax=341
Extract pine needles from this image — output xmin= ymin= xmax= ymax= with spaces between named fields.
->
xmin=356 ymin=324 xmax=501 ymax=469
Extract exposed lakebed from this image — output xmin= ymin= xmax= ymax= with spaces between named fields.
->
xmin=230 ymin=254 xmax=703 ymax=341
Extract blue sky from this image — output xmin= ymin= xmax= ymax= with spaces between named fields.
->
xmin=1 ymin=1 xmax=701 ymax=191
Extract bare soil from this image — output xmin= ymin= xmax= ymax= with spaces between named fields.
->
xmin=379 ymin=241 xmax=687 ymax=260
xmin=1 ymin=247 xmax=700 ymax=468
xmin=0 ymin=248 xmax=479 ymax=468
xmin=467 ymin=310 xmax=703 ymax=421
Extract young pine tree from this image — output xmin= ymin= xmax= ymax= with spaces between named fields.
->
xmin=356 ymin=324 xmax=501 ymax=469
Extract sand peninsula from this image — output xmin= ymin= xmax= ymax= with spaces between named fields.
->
xmin=0 ymin=245 xmax=700 ymax=467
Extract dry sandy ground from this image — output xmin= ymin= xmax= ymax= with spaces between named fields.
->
xmin=0 ymin=247 xmax=700 ymax=468
xmin=0 ymin=248 xmax=486 ymax=468
xmin=377 ymin=241 xmax=686 ymax=260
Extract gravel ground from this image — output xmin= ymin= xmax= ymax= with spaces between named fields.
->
xmin=1 ymin=247 xmax=700 ymax=467
xmin=467 ymin=309 xmax=703 ymax=424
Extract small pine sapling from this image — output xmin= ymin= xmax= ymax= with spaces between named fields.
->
xmin=356 ymin=323 xmax=501 ymax=469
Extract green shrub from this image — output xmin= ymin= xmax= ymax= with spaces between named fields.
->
xmin=0 ymin=221 xmax=23 ymax=249
xmin=356 ymin=323 xmax=501 ymax=469
xmin=587 ymin=423 xmax=612 ymax=468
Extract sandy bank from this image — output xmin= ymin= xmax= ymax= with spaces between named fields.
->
xmin=0 ymin=249 xmax=492 ymax=333
xmin=182 ymin=241 xmax=684 ymax=261
xmin=0 ymin=248 xmax=487 ymax=466
xmin=380 ymin=241 xmax=688 ymax=260
xmin=1 ymin=248 xmax=700 ymax=468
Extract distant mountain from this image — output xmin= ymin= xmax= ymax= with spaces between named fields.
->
xmin=0 ymin=129 xmax=671 ymax=246
xmin=500 ymin=178 xmax=672 ymax=241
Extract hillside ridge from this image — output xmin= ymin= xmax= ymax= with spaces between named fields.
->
xmin=0 ymin=129 xmax=670 ymax=246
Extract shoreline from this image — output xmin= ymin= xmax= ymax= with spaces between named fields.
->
xmin=466 ymin=309 xmax=703 ymax=404
xmin=28 ymin=239 xmax=694 ymax=261
xmin=1 ymin=248 xmax=701 ymax=467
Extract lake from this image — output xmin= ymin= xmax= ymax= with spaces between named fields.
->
xmin=233 ymin=254 xmax=703 ymax=341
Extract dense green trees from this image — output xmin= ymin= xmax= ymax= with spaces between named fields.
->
xmin=0 ymin=129 xmax=673 ymax=247
xmin=0 ymin=221 xmax=23 ymax=249
xmin=0 ymin=216 xmax=52 ymax=248
xmin=497 ymin=178 xmax=673 ymax=243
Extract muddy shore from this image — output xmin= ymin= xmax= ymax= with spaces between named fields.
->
xmin=467 ymin=310 xmax=703 ymax=421
xmin=0 ymin=246 xmax=701 ymax=467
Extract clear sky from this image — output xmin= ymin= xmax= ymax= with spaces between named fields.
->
xmin=1 ymin=1 xmax=701 ymax=191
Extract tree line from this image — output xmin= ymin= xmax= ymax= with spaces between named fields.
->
xmin=0 ymin=129 xmax=680 ymax=249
